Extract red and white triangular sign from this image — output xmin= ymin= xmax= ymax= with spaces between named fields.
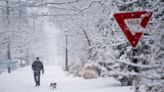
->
xmin=114 ymin=11 xmax=152 ymax=48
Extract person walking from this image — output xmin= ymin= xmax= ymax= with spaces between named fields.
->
xmin=32 ymin=57 xmax=44 ymax=87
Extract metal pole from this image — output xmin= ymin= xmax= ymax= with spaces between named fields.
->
xmin=6 ymin=0 xmax=11 ymax=73
xmin=7 ymin=42 xmax=11 ymax=73
xmin=65 ymin=35 xmax=68 ymax=71
xmin=6 ymin=0 xmax=9 ymax=25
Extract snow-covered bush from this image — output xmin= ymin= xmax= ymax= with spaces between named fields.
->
xmin=69 ymin=60 xmax=85 ymax=77
xmin=81 ymin=63 xmax=101 ymax=79
xmin=82 ymin=69 xmax=99 ymax=79
xmin=80 ymin=62 xmax=108 ymax=79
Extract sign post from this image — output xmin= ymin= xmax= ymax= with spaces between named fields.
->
xmin=114 ymin=11 xmax=152 ymax=48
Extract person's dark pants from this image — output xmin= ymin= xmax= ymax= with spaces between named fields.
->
xmin=34 ymin=71 xmax=40 ymax=86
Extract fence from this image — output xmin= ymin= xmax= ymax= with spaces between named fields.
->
xmin=0 ymin=60 xmax=19 ymax=74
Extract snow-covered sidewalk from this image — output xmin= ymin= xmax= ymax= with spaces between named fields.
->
xmin=0 ymin=65 xmax=133 ymax=92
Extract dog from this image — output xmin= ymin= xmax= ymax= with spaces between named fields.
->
xmin=50 ymin=82 xmax=57 ymax=90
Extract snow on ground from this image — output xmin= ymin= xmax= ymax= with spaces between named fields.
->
xmin=0 ymin=65 xmax=133 ymax=92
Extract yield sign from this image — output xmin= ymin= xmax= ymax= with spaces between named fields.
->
xmin=114 ymin=11 xmax=152 ymax=48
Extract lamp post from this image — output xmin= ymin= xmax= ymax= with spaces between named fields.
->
xmin=64 ymin=29 xmax=75 ymax=71
xmin=64 ymin=30 xmax=70 ymax=71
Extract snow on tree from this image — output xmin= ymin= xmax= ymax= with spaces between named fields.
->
xmin=0 ymin=0 xmax=45 ymax=65
xmin=37 ymin=0 xmax=132 ymax=77
xmin=43 ymin=0 xmax=110 ymax=75
xmin=14 ymin=1 xmax=163 ymax=92
xmin=1 ymin=1 xmax=162 ymax=92
xmin=108 ymin=0 xmax=164 ymax=92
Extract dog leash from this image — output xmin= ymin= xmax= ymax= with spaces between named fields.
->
xmin=42 ymin=74 xmax=51 ymax=82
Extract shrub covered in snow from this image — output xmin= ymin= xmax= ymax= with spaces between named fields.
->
xmin=80 ymin=62 xmax=108 ymax=79
xmin=82 ymin=69 xmax=99 ymax=79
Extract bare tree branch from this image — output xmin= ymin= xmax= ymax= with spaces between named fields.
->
xmin=35 ymin=0 xmax=100 ymax=17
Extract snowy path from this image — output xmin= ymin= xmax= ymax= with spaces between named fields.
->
xmin=0 ymin=65 xmax=132 ymax=92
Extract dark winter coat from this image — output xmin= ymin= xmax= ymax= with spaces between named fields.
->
xmin=32 ymin=61 xmax=44 ymax=74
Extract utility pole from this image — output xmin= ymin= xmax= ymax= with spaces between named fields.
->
xmin=6 ymin=0 xmax=9 ymax=25
xmin=65 ymin=34 xmax=68 ymax=71
xmin=6 ymin=0 xmax=11 ymax=73
xmin=7 ymin=42 xmax=11 ymax=73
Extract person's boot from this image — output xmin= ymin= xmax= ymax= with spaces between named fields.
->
xmin=35 ymin=81 xmax=40 ymax=87
xmin=38 ymin=82 xmax=40 ymax=87
xmin=35 ymin=83 xmax=38 ymax=87
xmin=35 ymin=82 xmax=39 ymax=87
